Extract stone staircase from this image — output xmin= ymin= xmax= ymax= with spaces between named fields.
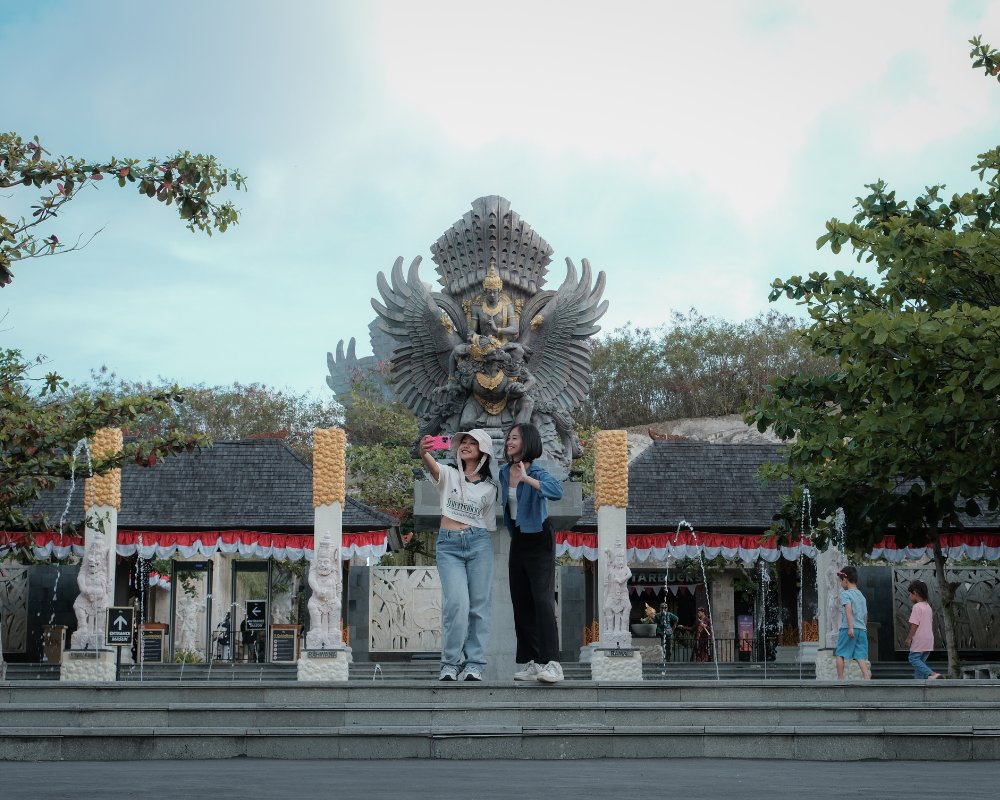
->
xmin=0 ymin=659 xmax=950 ymax=683
xmin=1 ymin=676 xmax=998 ymax=761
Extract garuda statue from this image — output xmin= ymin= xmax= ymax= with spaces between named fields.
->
xmin=370 ymin=196 xmax=607 ymax=478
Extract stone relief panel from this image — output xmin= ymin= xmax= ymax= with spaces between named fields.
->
xmin=892 ymin=566 xmax=1000 ymax=651
xmin=0 ymin=567 xmax=28 ymax=653
xmin=369 ymin=567 xmax=442 ymax=653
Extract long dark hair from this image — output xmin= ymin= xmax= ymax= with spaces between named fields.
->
xmin=506 ymin=423 xmax=543 ymax=462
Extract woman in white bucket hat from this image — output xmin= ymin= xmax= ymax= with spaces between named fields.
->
xmin=419 ymin=429 xmax=499 ymax=682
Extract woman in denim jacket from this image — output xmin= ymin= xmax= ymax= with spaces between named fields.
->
xmin=499 ymin=423 xmax=565 ymax=684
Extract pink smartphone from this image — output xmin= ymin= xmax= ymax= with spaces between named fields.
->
xmin=428 ymin=435 xmax=451 ymax=451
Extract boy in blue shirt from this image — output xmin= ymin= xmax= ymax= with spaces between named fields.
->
xmin=834 ymin=565 xmax=872 ymax=680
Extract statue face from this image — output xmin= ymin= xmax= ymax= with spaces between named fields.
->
xmin=316 ymin=555 xmax=334 ymax=576
xmin=484 ymin=287 xmax=500 ymax=305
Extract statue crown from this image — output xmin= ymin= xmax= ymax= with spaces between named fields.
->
xmin=483 ymin=265 xmax=503 ymax=290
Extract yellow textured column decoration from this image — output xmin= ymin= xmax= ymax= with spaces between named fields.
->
xmin=84 ymin=427 xmax=124 ymax=511
xmin=594 ymin=429 xmax=629 ymax=509
xmin=313 ymin=427 xmax=346 ymax=507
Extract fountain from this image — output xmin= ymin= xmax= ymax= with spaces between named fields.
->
xmin=675 ymin=520 xmax=720 ymax=680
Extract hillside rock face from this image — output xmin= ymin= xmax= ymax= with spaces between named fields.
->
xmin=625 ymin=415 xmax=783 ymax=462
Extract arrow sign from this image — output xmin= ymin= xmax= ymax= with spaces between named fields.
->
xmin=245 ymin=601 xmax=267 ymax=631
xmin=106 ymin=606 xmax=135 ymax=647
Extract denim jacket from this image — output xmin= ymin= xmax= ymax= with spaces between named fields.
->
xmin=498 ymin=462 xmax=563 ymax=534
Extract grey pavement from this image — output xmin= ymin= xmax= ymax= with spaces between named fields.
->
xmin=4 ymin=758 xmax=998 ymax=800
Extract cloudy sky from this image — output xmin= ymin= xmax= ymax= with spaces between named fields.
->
xmin=3 ymin=0 xmax=999 ymax=397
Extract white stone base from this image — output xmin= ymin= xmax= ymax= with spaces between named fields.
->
xmin=297 ymin=648 xmax=352 ymax=681
xmin=815 ymin=648 xmax=867 ymax=681
xmin=60 ymin=649 xmax=116 ymax=682
xmin=798 ymin=641 xmax=819 ymax=664
xmin=591 ymin=648 xmax=643 ymax=681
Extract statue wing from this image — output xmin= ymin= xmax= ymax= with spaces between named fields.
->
xmin=521 ymin=257 xmax=608 ymax=412
xmin=371 ymin=256 xmax=464 ymax=419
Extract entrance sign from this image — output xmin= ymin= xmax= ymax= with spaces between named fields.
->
xmin=245 ymin=600 xmax=267 ymax=631
xmin=106 ymin=606 xmax=135 ymax=647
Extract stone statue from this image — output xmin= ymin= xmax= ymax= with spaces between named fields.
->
xmin=368 ymin=196 xmax=608 ymax=478
xmin=306 ymin=538 xmax=343 ymax=649
xmin=71 ymin=534 xmax=110 ymax=649
xmin=176 ymin=592 xmax=205 ymax=654
xmin=602 ymin=547 xmax=632 ymax=645
xmin=824 ymin=548 xmax=849 ymax=648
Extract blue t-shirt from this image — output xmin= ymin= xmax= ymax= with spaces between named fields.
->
xmin=840 ymin=587 xmax=868 ymax=630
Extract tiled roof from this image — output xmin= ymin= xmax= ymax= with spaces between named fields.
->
xmin=22 ymin=440 xmax=396 ymax=531
xmin=576 ymin=440 xmax=791 ymax=530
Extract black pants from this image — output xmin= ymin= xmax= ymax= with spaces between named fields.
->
xmin=508 ymin=523 xmax=559 ymax=664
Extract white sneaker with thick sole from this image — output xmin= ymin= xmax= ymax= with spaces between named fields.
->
xmin=536 ymin=661 xmax=564 ymax=684
xmin=457 ymin=665 xmax=483 ymax=682
xmin=439 ymin=664 xmax=459 ymax=681
xmin=513 ymin=661 xmax=541 ymax=682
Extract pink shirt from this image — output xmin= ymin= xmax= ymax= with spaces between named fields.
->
xmin=908 ymin=601 xmax=934 ymax=652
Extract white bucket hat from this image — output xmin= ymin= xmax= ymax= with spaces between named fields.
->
xmin=448 ymin=429 xmax=495 ymax=474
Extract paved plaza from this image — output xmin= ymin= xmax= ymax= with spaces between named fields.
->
xmin=5 ymin=758 xmax=998 ymax=800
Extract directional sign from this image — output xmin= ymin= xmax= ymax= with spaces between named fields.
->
xmin=106 ymin=606 xmax=135 ymax=647
xmin=245 ymin=600 xmax=267 ymax=631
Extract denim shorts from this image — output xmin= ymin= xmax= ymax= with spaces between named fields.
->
xmin=835 ymin=627 xmax=869 ymax=660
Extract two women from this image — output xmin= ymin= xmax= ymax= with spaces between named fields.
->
xmin=422 ymin=422 xmax=564 ymax=684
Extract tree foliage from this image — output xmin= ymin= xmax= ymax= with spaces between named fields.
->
xmin=78 ymin=368 xmax=343 ymax=462
xmin=0 ymin=132 xmax=246 ymax=287
xmin=1 ymin=349 xmax=206 ymax=533
xmin=342 ymin=377 xmax=420 ymax=514
xmin=581 ymin=309 xmax=831 ymax=429
xmin=746 ymin=36 xmax=1000 ymax=675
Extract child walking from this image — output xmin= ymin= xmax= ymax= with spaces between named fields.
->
xmin=499 ymin=423 xmax=565 ymax=684
xmin=904 ymin=580 xmax=940 ymax=680
xmin=420 ymin=430 xmax=499 ymax=682
xmin=834 ymin=565 xmax=872 ymax=680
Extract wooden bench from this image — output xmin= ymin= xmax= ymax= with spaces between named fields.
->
xmin=960 ymin=663 xmax=1000 ymax=680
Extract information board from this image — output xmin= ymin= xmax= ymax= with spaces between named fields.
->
xmin=140 ymin=626 xmax=165 ymax=663
xmin=270 ymin=626 xmax=299 ymax=663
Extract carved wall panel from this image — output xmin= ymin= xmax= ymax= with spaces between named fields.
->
xmin=0 ymin=567 xmax=28 ymax=653
xmin=892 ymin=567 xmax=1000 ymax=651
xmin=369 ymin=567 xmax=442 ymax=653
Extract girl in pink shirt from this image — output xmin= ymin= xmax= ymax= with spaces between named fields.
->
xmin=904 ymin=580 xmax=940 ymax=680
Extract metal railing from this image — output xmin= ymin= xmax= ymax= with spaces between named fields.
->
xmin=659 ymin=635 xmax=780 ymax=663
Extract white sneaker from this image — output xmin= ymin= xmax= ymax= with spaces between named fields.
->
xmin=536 ymin=661 xmax=564 ymax=684
xmin=514 ymin=660 xmax=542 ymax=682
xmin=457 ymin=664 xmax=483 ymax=682
xmin=439 ymin=664 xmax=459 ymax=681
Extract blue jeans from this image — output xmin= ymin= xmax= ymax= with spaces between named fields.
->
xmin=908 ymin=650 xmax=933 ymax=679
xmin=436 ymin=527 xmax=493 ymax=668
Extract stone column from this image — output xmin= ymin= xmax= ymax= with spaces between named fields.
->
xmin=299 ymin=428 xmax=351 ymax=681
xmin=62 ymin=428 xmax=121 ymax=682
xmin=814 ymin=545 xmax=850 ymax=680
xmin=591 ymin=430 xmax=641 ymax=681
xmin=710 ymin=571 xmax=735 ymax=662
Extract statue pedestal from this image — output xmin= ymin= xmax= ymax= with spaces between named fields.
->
xmin=297 ymin=648 xmax=351 ymax=682
xmin=60 ymin=648 xmax=116 ymax=682
xmin=815 ymin=648 xmax=865 ymax=681
xmin=591 ymin=647 xmax=642 ymax=681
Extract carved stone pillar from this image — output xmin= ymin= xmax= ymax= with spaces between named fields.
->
xmin=814 ymin=545 xmax=850 ymax=680
xmin=591 ymin=430 xmax=641 ymax=680
xmin=300 ymin=428 xmax=351 ymax=681
xmin=62 ymin=428 xmax=121 ymax=682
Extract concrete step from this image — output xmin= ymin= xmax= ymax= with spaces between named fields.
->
xmin=2 ymin=680 xmax=998 ymax=760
